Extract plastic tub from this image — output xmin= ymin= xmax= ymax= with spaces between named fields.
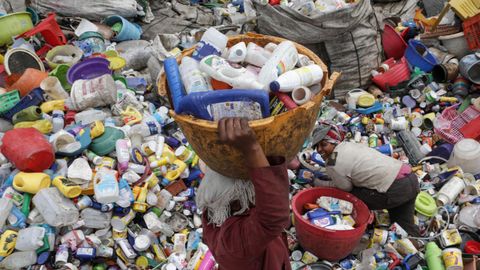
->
xmin=0 ymin=12 xmax=33 ymax=46
xmin=67 ymin=57 xmax=112 ymax=84
xmin=78 ymin=31 xmax=106 ymax=55
xmin=158 ymin=32 xmax=339 ymax=178
xmin=45 ymin=45 xmax=83 ymax=69
xmin=382 ymin=24 xmax=408 ymax=60
xmin=292 ymin=187 xmax=372 ymax=261
xmin=405 ymin=40 xmax=438 ymax=72
xmin=103 ymin=15 xmax=142 ymax=42
xmin=439 ymin=32 xmax=471 ymax=59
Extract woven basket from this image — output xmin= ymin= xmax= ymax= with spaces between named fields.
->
xmin=158 ymin=32 xmax=340 ymax=178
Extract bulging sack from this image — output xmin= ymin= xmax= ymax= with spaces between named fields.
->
xmin=69 ymin=74 xmax=117 ymax=111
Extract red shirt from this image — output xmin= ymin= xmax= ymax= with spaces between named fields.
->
xmin=202 ymin=158 xmax=292 ymax=270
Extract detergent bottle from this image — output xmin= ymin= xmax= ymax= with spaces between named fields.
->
xmin=93 ymin=167 xmax=119 ymax=204
xmin=258 ymin=41 xmax=299 ymax=86
xmin=13 ymin=172 xmax=51 ymax=194
xmin=15 ymin=227 xmax=46 ymax=251
xmin=0 ymin=198 xmax=13 ymax=228
xmin=12 ymin=106 xmax=42 ymax=124
xmin=192 ymin=27 xmax=228 ymax=61
xmin=52 ymin=176 xmax=82 ymax=198
xmin=269 ymin=64 xmax=324 ymax=92
xmin=32 ymin=188 xmax=79 ymax=227
xmin=199 ymin=54 xmax=264 ymax=89
xmin=52 ymin=110 xmax=65 ymax=133
xmin=14 ymin=119 xmax=53 ymax=134
xmin=164 ymin=57 xmax=186 ymax=112
xmin=226 ymin=41 xmax=247 ymax=63
xmin=179 ymin=56 xmax=211 ymax=94
xmin=115 ymin=139 xmax=130 ymax=172
xmin=244 ymin=42 xmax=272 ymax=67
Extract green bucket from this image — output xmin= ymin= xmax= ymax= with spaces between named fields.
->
xmin=0 ymin=12 xmax=34 ymax=46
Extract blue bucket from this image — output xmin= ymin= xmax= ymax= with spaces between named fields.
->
xmin=405 ymin=40 xmax=437 ymax=72
xmin=104 ymin=15 xmax=142 ymax=42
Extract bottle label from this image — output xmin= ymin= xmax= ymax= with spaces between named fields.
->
xmin=146 ymin=122 xmax=159 ymax=136
xmin=208 ymin=101 xmax=263 ymax=121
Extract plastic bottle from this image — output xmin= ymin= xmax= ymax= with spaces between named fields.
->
xmin=8 ymin=205 xmax=26 ymax=229
xmin=179 ymin=56 xmax=211 ymax=94
xmin=14 ymin=119 xmax=53 ymax=134
xmin=93 ymin=168 xmax=119 ymax=204
xmin=40 ymin=76 xmax=69 ymax=100
xmin=198 ymin=250 xmax=216 ymax=270
xmin=437 ymin=176 xmax=466 ymax=206
xmin=74 ymin=109 xmax=108 ymax=125
xmin=275 ymin=92 xmax=298 ymax=110
xmin=165 ymin=57 xmax=186 ymax=112
xmin=32 ymin=187 xmax=79 ymax=227
xmin=12 ymin=172 xmax=51 ymax=194
xmin=226 ymin=41 xmax=247 ymax=63
xmin=0 ymin=251 xmax=37 ymax=269
xmin=12 ymin=106 xmax=42 ymax=124
xmin=244 ymin=42 xmax=272 ymax=67
xmin=81 ymin=208 xmax=112 ymax=229
xmin=0 ymin=198 xmax=13 ymax=228
xmin=52 ymin=110 xmax=65 ymax=133
xmin=15 ymin=227 xmax=46 ymax=251
xmin=425 ymin=242 xmax=446 ymax=270
xmin=199 ymin=55 xmax=264 ymax=89
xmin=269 ymin=64 xmax=323 ymax=92
xmin=116 ymin=139 xmax=130 ymax=172
xmin=129 ymin=115 xmax=161 ymax=138
xmin=176 ymin=89 xmax=270 ymax=121
xmin=192 ymin=27 xmax=228 ymax=61
xmin=258 ymin=41 xmax=299 ymax=86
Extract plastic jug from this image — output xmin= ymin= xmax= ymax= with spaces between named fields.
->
xmin=226 ymin=41 xmax=247 ymax=63
xmin=116 ymin=139 xmax=130 ymax=172
xmin=437 ymin=176 xmax=466 ymax=206
xmin=199 ymin=55 xmax=264 ymax=89
xmin=15 ymin=226 xmax=45 ymax=251
xmin=269 ymin=64 xmax=323 ymax=92
xmin=81 ymin=208 xmax=112 ymax=229
xmin=0 ymin=198 xmax=13 ymax=229
xmin=52 ymin=176 xmax=82 ymax=198
xmin=0 ymin=251 xmax=37 ymax=269
xmin=258 ymin=41 xmax=299 ymax=86
xmin=244 ymin=42 xmax=272 ymax=67
xmin=93 ymin=167 xmax=119 ymax=204
xmin=74 ymin=109 xmax=108 ymax=125
xmin=0 ymin=230 xmax=17 ymax=257
xmin=176 ymin=89 xmax=270 ymax=121
xmin=192 ymin=27 xmax=228 ymax=61
xmin=32 ymin=187 xmax=79 ymax=227
xmin=13 ymin=172 xmax=51 ymax=194
xmin=14 ymin=119 xmax=53 ymax=134
xmin=11 ymin=106 xmax=42 ymax=124
xmin=426 ymin=242 xmax=446 ymax=270
xmin=179 ymin=56 xmax=211 ymax=94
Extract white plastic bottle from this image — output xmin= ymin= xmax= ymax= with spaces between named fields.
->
xmin=116 ymin=139 xmax=130 ymax=172
xmin=437 ymin=176 xmax=466 ymax=206
xmin=179 ymin=56 xmax=211 ymax=94
xmin=269 ymin=64 xmax=323 ymax=92
xmin=200 ymin=55 xmax=264 ymax=89
xmin=93 ymin=167 xmax=120 ymax=204
xmin=258 ymin=41 xmax=299 ymax=86
xmin=52 ymin=110 xmax=65 ymax=133
xmin=15 ymin=227 xmax=46 ymax=251
xmin=0 ymin=251 xmax=37 ymax=269
xmin=129 ymin=114 xmax=161 ymax=138
xmin=74 ymin=109 xmax=108 ymax=125
xmin=0 ymin=198 xmax=13 ymax=228
xmin=32 ymin=187 xmax=79 ymax=227
xmin=226 ymin=42 xmax=247 ymax=63
xmin=40 ymin=76 xmax=69 ymax=100
xmin=192 ymin=27 xmax=228 ymax=61
xmin=244 ymin=42 xmax=272 ymax=68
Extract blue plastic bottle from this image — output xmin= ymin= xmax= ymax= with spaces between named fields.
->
xmin=164 ymin=57 xmax=186 ymax=112
xmin=176 ymin=89 xmax=270 ymax=121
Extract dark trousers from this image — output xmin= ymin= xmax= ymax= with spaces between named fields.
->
xmin=351 ymin=173 xmax=420 ymax=236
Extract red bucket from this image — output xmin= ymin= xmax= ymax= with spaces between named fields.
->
xmin=292 ymin=187 xmax=373 ymax=261
xmin=372 ymin=57 xmax=411 ymax=91
xmin=382 ymin=24 xmax=408 ymax=60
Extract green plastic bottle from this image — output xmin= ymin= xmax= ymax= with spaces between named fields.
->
xmin=425 ymin=242 xmax=445 ymax=270
xmin=12 ymin=106 xmax=42 ymax=124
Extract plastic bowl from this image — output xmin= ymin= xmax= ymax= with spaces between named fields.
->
xmin=0 ymin=12 xmax=33 ymax=46
xmin=405 ymin=40 xmax=438 ymax=72
xmin=67 ymin=57 xmax=112 ymax=84
xmin=45 ymin=45 xmax=84 ymax=69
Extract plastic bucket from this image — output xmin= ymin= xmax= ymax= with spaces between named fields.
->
xmin=405 ymin=40 xmax=438 ymax=72
xmin=0 ymin=12 xmax=33 ymax=46
xmin=382 ymin=24 xmax=408 ymax=60
xmin=158 ymin=32 xmax=340 ymax=178
xmin=103 ymin=15 xmax=142 ymax=42
xmin=45 ymin=45 xmax=83 ymax=69
xmin=292 ymin=187 xmax=372 ymax=261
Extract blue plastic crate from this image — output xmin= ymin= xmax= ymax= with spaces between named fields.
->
xmin=0 ymin=88 xmax=45 ymax=121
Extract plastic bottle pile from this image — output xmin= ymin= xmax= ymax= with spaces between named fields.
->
xmin=167 ymin=27 xmax=325 ymax=121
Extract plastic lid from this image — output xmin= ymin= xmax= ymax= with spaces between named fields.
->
xmin=78 ymin=31 xmax=105 ymax=41
xmin=357 ymin=94 xmax=375 ymax=107
xmin=37 ymin=251 xmax=50 ymax=264
xmin=135 ymin=256 xmax=149 ymax=268
xmin=134 ymin=235 xmax=151 ymax=251
xmin=453 ymin=139 xmax=480 ymax=160
xmin=269 ymin=81 xmax=280 ymax=92
xmin=415 ymin=192 xmax=437 ymax=217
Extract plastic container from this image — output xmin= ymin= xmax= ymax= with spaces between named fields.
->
xmin=40 ymin=76 xmax=69 ymax=100
xmin=192 ymin=27 xmax=228 ymax=61
xmin=1 ymin=128 xmax=54 ymax=172
xmin=12 ymin=106 xmax=42 ymax=124
xmin=372 ymin=57 xmax=411 ymax=91
xmin=405 ymin=40 xmax=438 ymax=72
xmin=0 ymin=12 xmax=34 ymax=46
xmin=382 ymin=24 xmax=408 ymax=60
xmin=415 ymin=192 xmax=437 ymax=217
xmin=448 ymin=138 xmax=480 ymax=174
xmin=437 ymin=176 xmax=466 ymax=206
xmin=68 ymin=74 xmax=117 ymax=111
xmin=18 ymin=13 xmax=67 ymax=56
xmin=45 ymin=45 xmax=83 ymax=69
xmin=103 ymin=15 xmax=142 ymax=42
xmin=226 ymin=41 xmax=247 ymax=62
xmin=199 ymin=55 xmax=264 ymax=90
xmin=4 ymin=48 xmax=45 ymax=76
xmin=425 ymin=242 xmax=446 ymax=270
xmin=459 ymin=53 xmax=480 ymax=85
xmin=116 ymin=139 xmax=130 ymax=172
xmin=81 ymin=208 xmax=112 ymax=229
xmin=464 ymin=14 xmax=480 ymax=50
xmin=90 ymin=127 xmax=125 ymax=156
xmin=164 ymin=57 xmax=186 ymax=111
xmin=269 ymin=64 xmax=323 ymax=92
xmin=176 ymin=89 xmax=270 ymax=121
xmin=158 ymin=33 xmax=337 ymax=178
xmin=7 ymin=68 xmax=48 ymax=97
xmin=292 ymin=86 xmax=312 ymax=105
xmin=258 ymin=40 xmax=299 ymax=86
xmin=93 ymin=168 xmax=120 ymax=204
xmin=15 ymin=227 xmax=46 ymax=251
xmin=32 ymin=187 xmax=79 ymax=227
xmin=442 ymin=248 xmax=463 ymax=270
xmin=78 ymin=31 xmax=106 ymax=55
xmin=0 ymin=90 xmax=20 ymax=114
xmin=292 ymin=187 xmax=372 ymax=261
xmin=52 ymin=110 xmax=65 ymax=133
xmin=0 ymin=198 xmax=13 ymax=229
xmin=439 ymin=32 xmax=471 ymax=59
xmin=67 ymin=58 xmax=112 ymax=85
xmin=0 ymin=251 xmax=37 ymax=269
xmin=244 ymin=42 xmax=272 ymax=67
xmin=179 ymin=56 xmax=210 ymax=94
xmin=13 ymin=172 xmax=51 ymax=194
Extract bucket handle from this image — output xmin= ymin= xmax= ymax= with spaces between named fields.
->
xmin=368 ymin=212 xmax=374 ymax=224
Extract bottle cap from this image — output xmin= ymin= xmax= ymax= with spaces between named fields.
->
xmin=134 ymin=235 xmax=151 ymax=251
xmin=269 ymin=81 xmax=280 ymax=92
